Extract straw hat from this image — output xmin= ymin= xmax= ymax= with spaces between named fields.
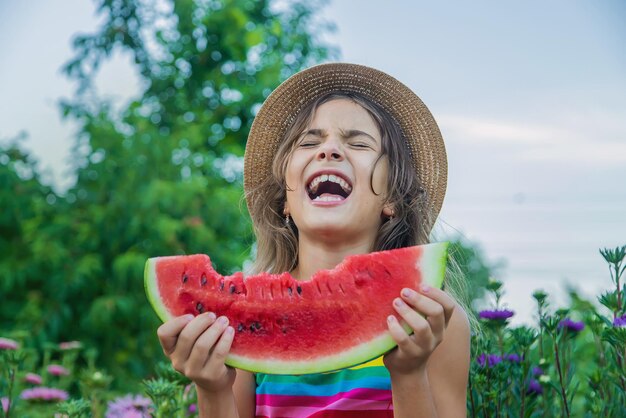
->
xmin=244 ymin=62 xmax=447 ymax=233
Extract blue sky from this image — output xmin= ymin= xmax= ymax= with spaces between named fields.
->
xmin=1 ymin=0 xmax=625 ymax=323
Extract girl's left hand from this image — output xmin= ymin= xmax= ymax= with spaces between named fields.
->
xmin=383 ymin=285 xmax=456 ymax=375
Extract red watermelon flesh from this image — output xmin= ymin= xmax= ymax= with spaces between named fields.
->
xmin=145 ymin=242 xmax=448 ymax=375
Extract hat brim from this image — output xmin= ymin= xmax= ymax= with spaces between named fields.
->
xmin=244 ymin=62 xmax=447 ymax=234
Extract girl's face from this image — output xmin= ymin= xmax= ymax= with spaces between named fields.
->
xmin=284 ymin=99 xmax=391 ymax=246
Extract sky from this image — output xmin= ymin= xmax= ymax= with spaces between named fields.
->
xmin=1 ymin=0 xmax=625 ymax=324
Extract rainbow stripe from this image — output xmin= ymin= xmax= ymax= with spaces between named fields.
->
xmin=255 ymin=356 xmax=393 ymax=417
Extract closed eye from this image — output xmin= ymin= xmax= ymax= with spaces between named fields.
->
xmin=349 ymin=142 xmax=372 ymax=149
xmin=299 ymin=141 xmax=319 ymax=148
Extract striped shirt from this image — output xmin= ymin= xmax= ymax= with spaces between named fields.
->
xmin=255 ymin=356 xmax=393 ymax=418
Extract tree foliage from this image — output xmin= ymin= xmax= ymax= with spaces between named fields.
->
xmin=2 ymin=0 xmax=335 ymax=386
xmin=448 ymin=236 xmax=504 ymax=304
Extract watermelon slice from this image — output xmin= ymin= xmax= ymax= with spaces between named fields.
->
xmin=145 ymin=242 xmax=448 ymax=375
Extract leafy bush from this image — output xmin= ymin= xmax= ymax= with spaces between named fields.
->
xmin=469 ymin=245 xmax=626 ymax=417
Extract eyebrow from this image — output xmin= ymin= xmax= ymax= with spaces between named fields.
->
xmin=304 ymin=128 xmax=378 ymax=143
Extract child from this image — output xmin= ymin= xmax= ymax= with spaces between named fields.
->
xmin=157 ymin=63 xmax=471 ymax=417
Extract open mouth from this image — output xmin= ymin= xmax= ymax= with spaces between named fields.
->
xmin=306 ymin=173 xmax=353 ymax=202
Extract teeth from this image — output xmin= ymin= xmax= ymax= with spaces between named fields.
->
xmin=307 ymin=173 xmax=352 ymax=194
xmin=313 ymin=195 xmax=343 ymax=202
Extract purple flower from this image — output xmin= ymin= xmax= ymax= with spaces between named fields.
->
xmin=188 ymin=403 xmax=197 ymax=414
xmin=476 ymin=354 xmax=487 ymax=367
xmin=532 ymin=366 xmax=544 ymax=376
xmin=1 ymin=397 xmax=9 ymax=413
xmin=0 ymin=337 xmax=19 ymax=350
xmin=476 ymin=353 xmax=503 ymax=368
xmin=47 ymin=364 xmax=70 ymax=376
xmin=527 ymin=379 xmax=543 ymax=395
xmin=24 ymin=373 xmax=43 ymax=385
xmin=478 ymin=309 xmax=515 ymax=321
xmin=558 ymin=318 xmax=585 ymax=333
xmin=613 ymin=314 xmax=626 ymax=327
xmin=20 ymin=387 xmax=69 ymax=402
xmin=59 ymin=341 xmax=82 ymax=350
xmin=505 ymin=353 xmax=522 ymax=363
xmin=105 ymin=394 xmax=153 ymax=418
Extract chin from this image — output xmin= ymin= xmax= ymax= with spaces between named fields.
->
xmin=300 ymin=221 xmax=375 ymax=244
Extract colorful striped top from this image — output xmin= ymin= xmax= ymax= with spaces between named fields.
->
xmin=255 ymin=356 xmax=393 ymax=418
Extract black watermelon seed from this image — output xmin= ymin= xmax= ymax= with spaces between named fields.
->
xmin=201 ymin=274 xmax=207 ymax=286
xmin=287 ymin=287 xmax=293 ymax=296
xmin=219 ymin=280 xmax=224 ymax=291
xmin=237 ymin=323 xmax=244 ymax=332
xmin=296 ymin=285 xmax=302 ymax=295
xmin=182 ymin=274 xmax=189 ymax=284
xmin=229 ymin=284 xmax=236 ymax=294
xmin=196 ymin=302 xmax=204 ymax=313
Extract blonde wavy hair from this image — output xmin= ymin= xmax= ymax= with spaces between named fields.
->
xmin=245 ymin=92 xmax=472 ymax=315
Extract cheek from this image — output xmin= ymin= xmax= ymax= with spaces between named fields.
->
xmin=285 ymin=155 xmax=304 ymax=192
xmin=370 ymin=157 xmax=389 ymax=197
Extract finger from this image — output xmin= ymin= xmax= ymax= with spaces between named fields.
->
xmin=386 ymin=315 xmax=417 ymax=354
xmin=172 ymin=312 xmax=217 ymax=361
xmin=157 ymin=315 xmax=195 ymax=355
xmin=206 ymin=323 xmax=235 ymax=375
xmin=415 ymin=285 xmax=456 ymax=327
xmin=399 ymin=289 xmax=446 ymax=338
xmin=393 ymin=297 xmax=436 ymax=341
xmin=186 ymin=316 xmax=230 ymax=372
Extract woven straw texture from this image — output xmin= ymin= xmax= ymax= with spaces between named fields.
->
xmin=244 ymin=62 xmax=447 ymax=233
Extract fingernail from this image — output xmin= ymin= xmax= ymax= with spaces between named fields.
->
xmin=387 ymin=315 xmax=396 ymax=323
xmin=225 ymin=326 xmax=234 ymax=336
xmin=394 ymin=298 xmax=404 ymax=307
xmin=421 ymin=284 xmax=431 ymax=293
xmin=401 ymin=288 xmax=414 ymax=298
xmin=183 ymin=314 xmax=194 ymax=321
xmin=206 ymin=312 xmax=216 ymax=320
xmin=218 ymin=316 xmax=229 ymax=326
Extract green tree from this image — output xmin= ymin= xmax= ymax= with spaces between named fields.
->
xmin=0 ymin=138 xmax=66 ymax=344
xmin=448 ymin=235 xmax=504 ymax=304
xmin=2 ymin=0 xmax=335 ymax=387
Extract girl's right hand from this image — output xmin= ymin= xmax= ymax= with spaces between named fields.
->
xmin=157 ymin=312 xmax=236 ymax=393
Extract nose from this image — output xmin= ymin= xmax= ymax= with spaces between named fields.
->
xmin=316 ymin=138 xmax=344 ymax=162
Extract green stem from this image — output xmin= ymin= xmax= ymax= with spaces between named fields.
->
xmin=615 ymin=262 xmax=622 ymax=313
xmin=468 ymin=371 xmax=476 ymax=418
xmin=5 ymin=368 xmax=15 ymax=418
xmin=520 ymin=356 xmax=528 ymax=418
xmin=497 ymin=328 xmax=504 ymax=416
xmin=91 ymin=390 xmax=102 ymax=418
xmin=615 ymin=346 xmax=626 ymax=393
xmin=484 ymin=370 xmax=491 ymax=418
xmin=553 ymin=337 xmax=570 ymax=417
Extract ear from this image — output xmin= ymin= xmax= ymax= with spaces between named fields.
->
xmin=283 ymin=202 xmax=290 ymax=216
xmin=382 ymin=204 xmax=394 ymax=218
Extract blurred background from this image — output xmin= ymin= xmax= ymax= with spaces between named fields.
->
xmin=1 ymin=0 xmax=624 ymax=386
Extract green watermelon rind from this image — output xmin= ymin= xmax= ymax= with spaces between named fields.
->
xmin=418 ymin=241 xmax=448 ymax=290
xmin=144 ymin=257 xmax=173 ymax=323
xmin=144 ymin=241 xmax=449 ymax=375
